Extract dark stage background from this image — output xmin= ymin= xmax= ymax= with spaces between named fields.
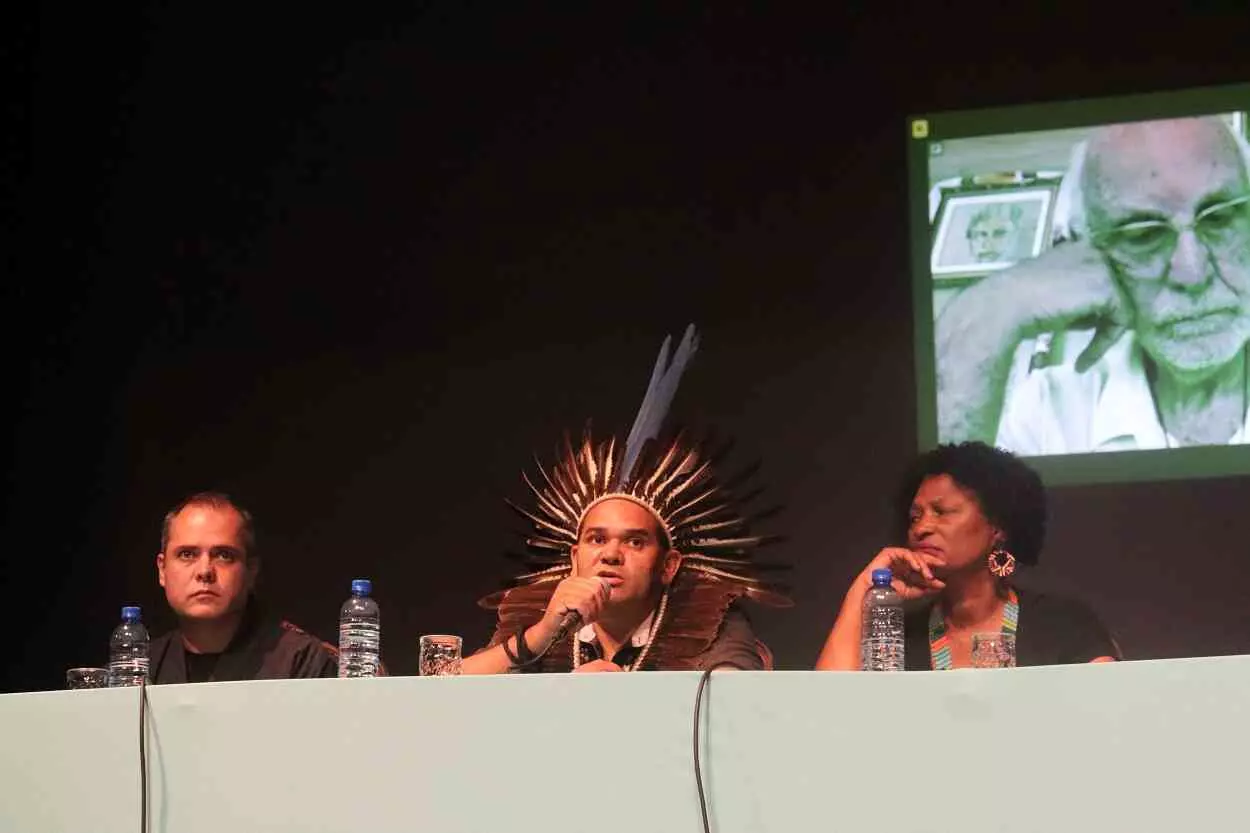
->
xmin=10 ymin=5 xmax=1250 ymax=689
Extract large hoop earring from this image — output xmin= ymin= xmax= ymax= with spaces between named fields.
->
xmin=987 ymin=548 xmax=1016 ymax=578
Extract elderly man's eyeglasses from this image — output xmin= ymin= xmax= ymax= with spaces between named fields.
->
xmin=1090 ymin=193 xmax=1250 ymax=282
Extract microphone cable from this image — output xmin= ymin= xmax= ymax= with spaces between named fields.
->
xmin=137 ymin=679 xmax=151 ymax=833
xmin=691 ymin=662 xmax=736 ymax=833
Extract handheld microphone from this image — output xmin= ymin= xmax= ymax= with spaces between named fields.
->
xmin=552 ymin=576 xmax=612 ymax=642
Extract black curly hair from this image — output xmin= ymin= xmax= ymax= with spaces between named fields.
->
xmin=894 ymin=442 xmax=1046 ymax=566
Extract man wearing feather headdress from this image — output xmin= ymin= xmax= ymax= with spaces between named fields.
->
xmin=461 ymin=327 xmax=790 ymax=674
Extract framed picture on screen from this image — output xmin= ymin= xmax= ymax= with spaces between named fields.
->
xmin=930 ymin=183 xmax=1058 ymax=279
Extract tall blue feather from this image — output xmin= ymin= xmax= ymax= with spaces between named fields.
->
xmin=618 ymin=323 xmax=699 ymax=486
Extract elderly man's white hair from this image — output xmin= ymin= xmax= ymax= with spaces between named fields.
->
xmin=1051 ymin=115 xmax=1250 ymax=242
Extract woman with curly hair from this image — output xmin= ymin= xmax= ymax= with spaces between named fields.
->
xmin=816 ymin=442 xmax=1119 ymax=670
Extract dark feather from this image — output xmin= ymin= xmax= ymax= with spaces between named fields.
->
xmin=524 ymin=536 xmax=570 ymax=552
xmin=649 ymin=447 xmax=704 ymax=503
xmin=639 ymin=436 xmax=685 ymax=498
xmin=522 ymin=471 xmax=575 ymax=526
xmin=664 ymin=481 xmax=720 ymax=522
xmin=660 ymin=457 xmax=714 ymax=506
xmin=743 ymin=585 xmax=795 ymax=608
xmin=689 ymin=517 xmax=748 ymax=535
xmin=561 ymin=432 xmax=589 ymax=500
xmin=531 ymin=454 xmax=581 ymax=521
xmin=672 ymin=499 xmax=736 ymax=529
xmin=689 ymin=535 xmax=770 ymax=550
xmin=504 ymin=498 xmax=577 ymax=542
xmin=721 ymin=460 xmax=763 ymax=493
xmin=680 ymin=552 xmax=753 ymax=568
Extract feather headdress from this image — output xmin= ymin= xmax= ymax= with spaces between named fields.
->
xmin=486 ymin=324 xmax=791 ymax=608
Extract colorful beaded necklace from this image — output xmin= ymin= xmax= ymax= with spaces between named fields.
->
xmin=928 ymin=587 xmax=1018 ymax=670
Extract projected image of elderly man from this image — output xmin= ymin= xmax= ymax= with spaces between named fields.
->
xmin=937 ymin=116 xmax=1250 ymax=453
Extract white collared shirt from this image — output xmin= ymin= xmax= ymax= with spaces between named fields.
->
xmin=995 ymin=330 xmax=1250 ymax=455
xmin=577 ymin=609 xmax=656 ymax=650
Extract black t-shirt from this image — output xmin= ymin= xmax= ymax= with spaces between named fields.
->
xmin=150 ymin=603 xmax=338 ymax=683
xmin=902 ymin=586 xmax=1119 ymax=670
xmin=184 ymin=651 xmax=223 ymax=683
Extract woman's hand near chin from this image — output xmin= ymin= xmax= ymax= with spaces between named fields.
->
xmin=816 ymin=547 xmax=946 ymax=671
xmin=861 ymin=547 xmax=947 ymax=601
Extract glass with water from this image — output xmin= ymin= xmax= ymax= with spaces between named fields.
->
xmin=66 ymin=668 xmax=110 ymax=689
xmin=419 ymin=635 xmax=462 ymax=676
xmin=971 ymin=632 xmax=1017 ymax=668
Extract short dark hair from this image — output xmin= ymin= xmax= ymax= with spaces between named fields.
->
xmin=894 ymin=442 xmax=1046 ymax=566
xmin=160 ymin=491 xmax=257 ymax=558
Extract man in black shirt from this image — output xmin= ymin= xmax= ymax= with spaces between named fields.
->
xmin=149 ymin=492 xmax=337 ymax=683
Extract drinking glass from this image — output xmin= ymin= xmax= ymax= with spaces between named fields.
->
xmin=66 ymin=667 xmax=110 ymax=689
xmin=419 ymin=635 xmax=463 ymax=676
xmin=970 ymin=632 xmax=1017 ymax=668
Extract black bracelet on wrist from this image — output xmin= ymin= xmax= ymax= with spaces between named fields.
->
xmin=501 ymin=627 xmax=554 ymax=671
xmin=501 ymin=635 xmax=522 ymax=667
xmin=514 ymin=628 xmax=536 ymax=665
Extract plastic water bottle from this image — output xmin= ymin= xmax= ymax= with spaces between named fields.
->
xmin=861 ymin=568 xmax=904 ymax=671
xmin=338 ymin=579 xmax=381 ymax=678
xmin=108 ymin=606 xmax=150 ymax=687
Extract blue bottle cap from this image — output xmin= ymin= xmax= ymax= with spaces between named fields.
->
xmin=121 ymin=605 xmax=141 ymax=622
xmin=870 ymin=568 xmax=893 ymax=587
xmin=351 ymin=579 xmax=372 ymax=596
